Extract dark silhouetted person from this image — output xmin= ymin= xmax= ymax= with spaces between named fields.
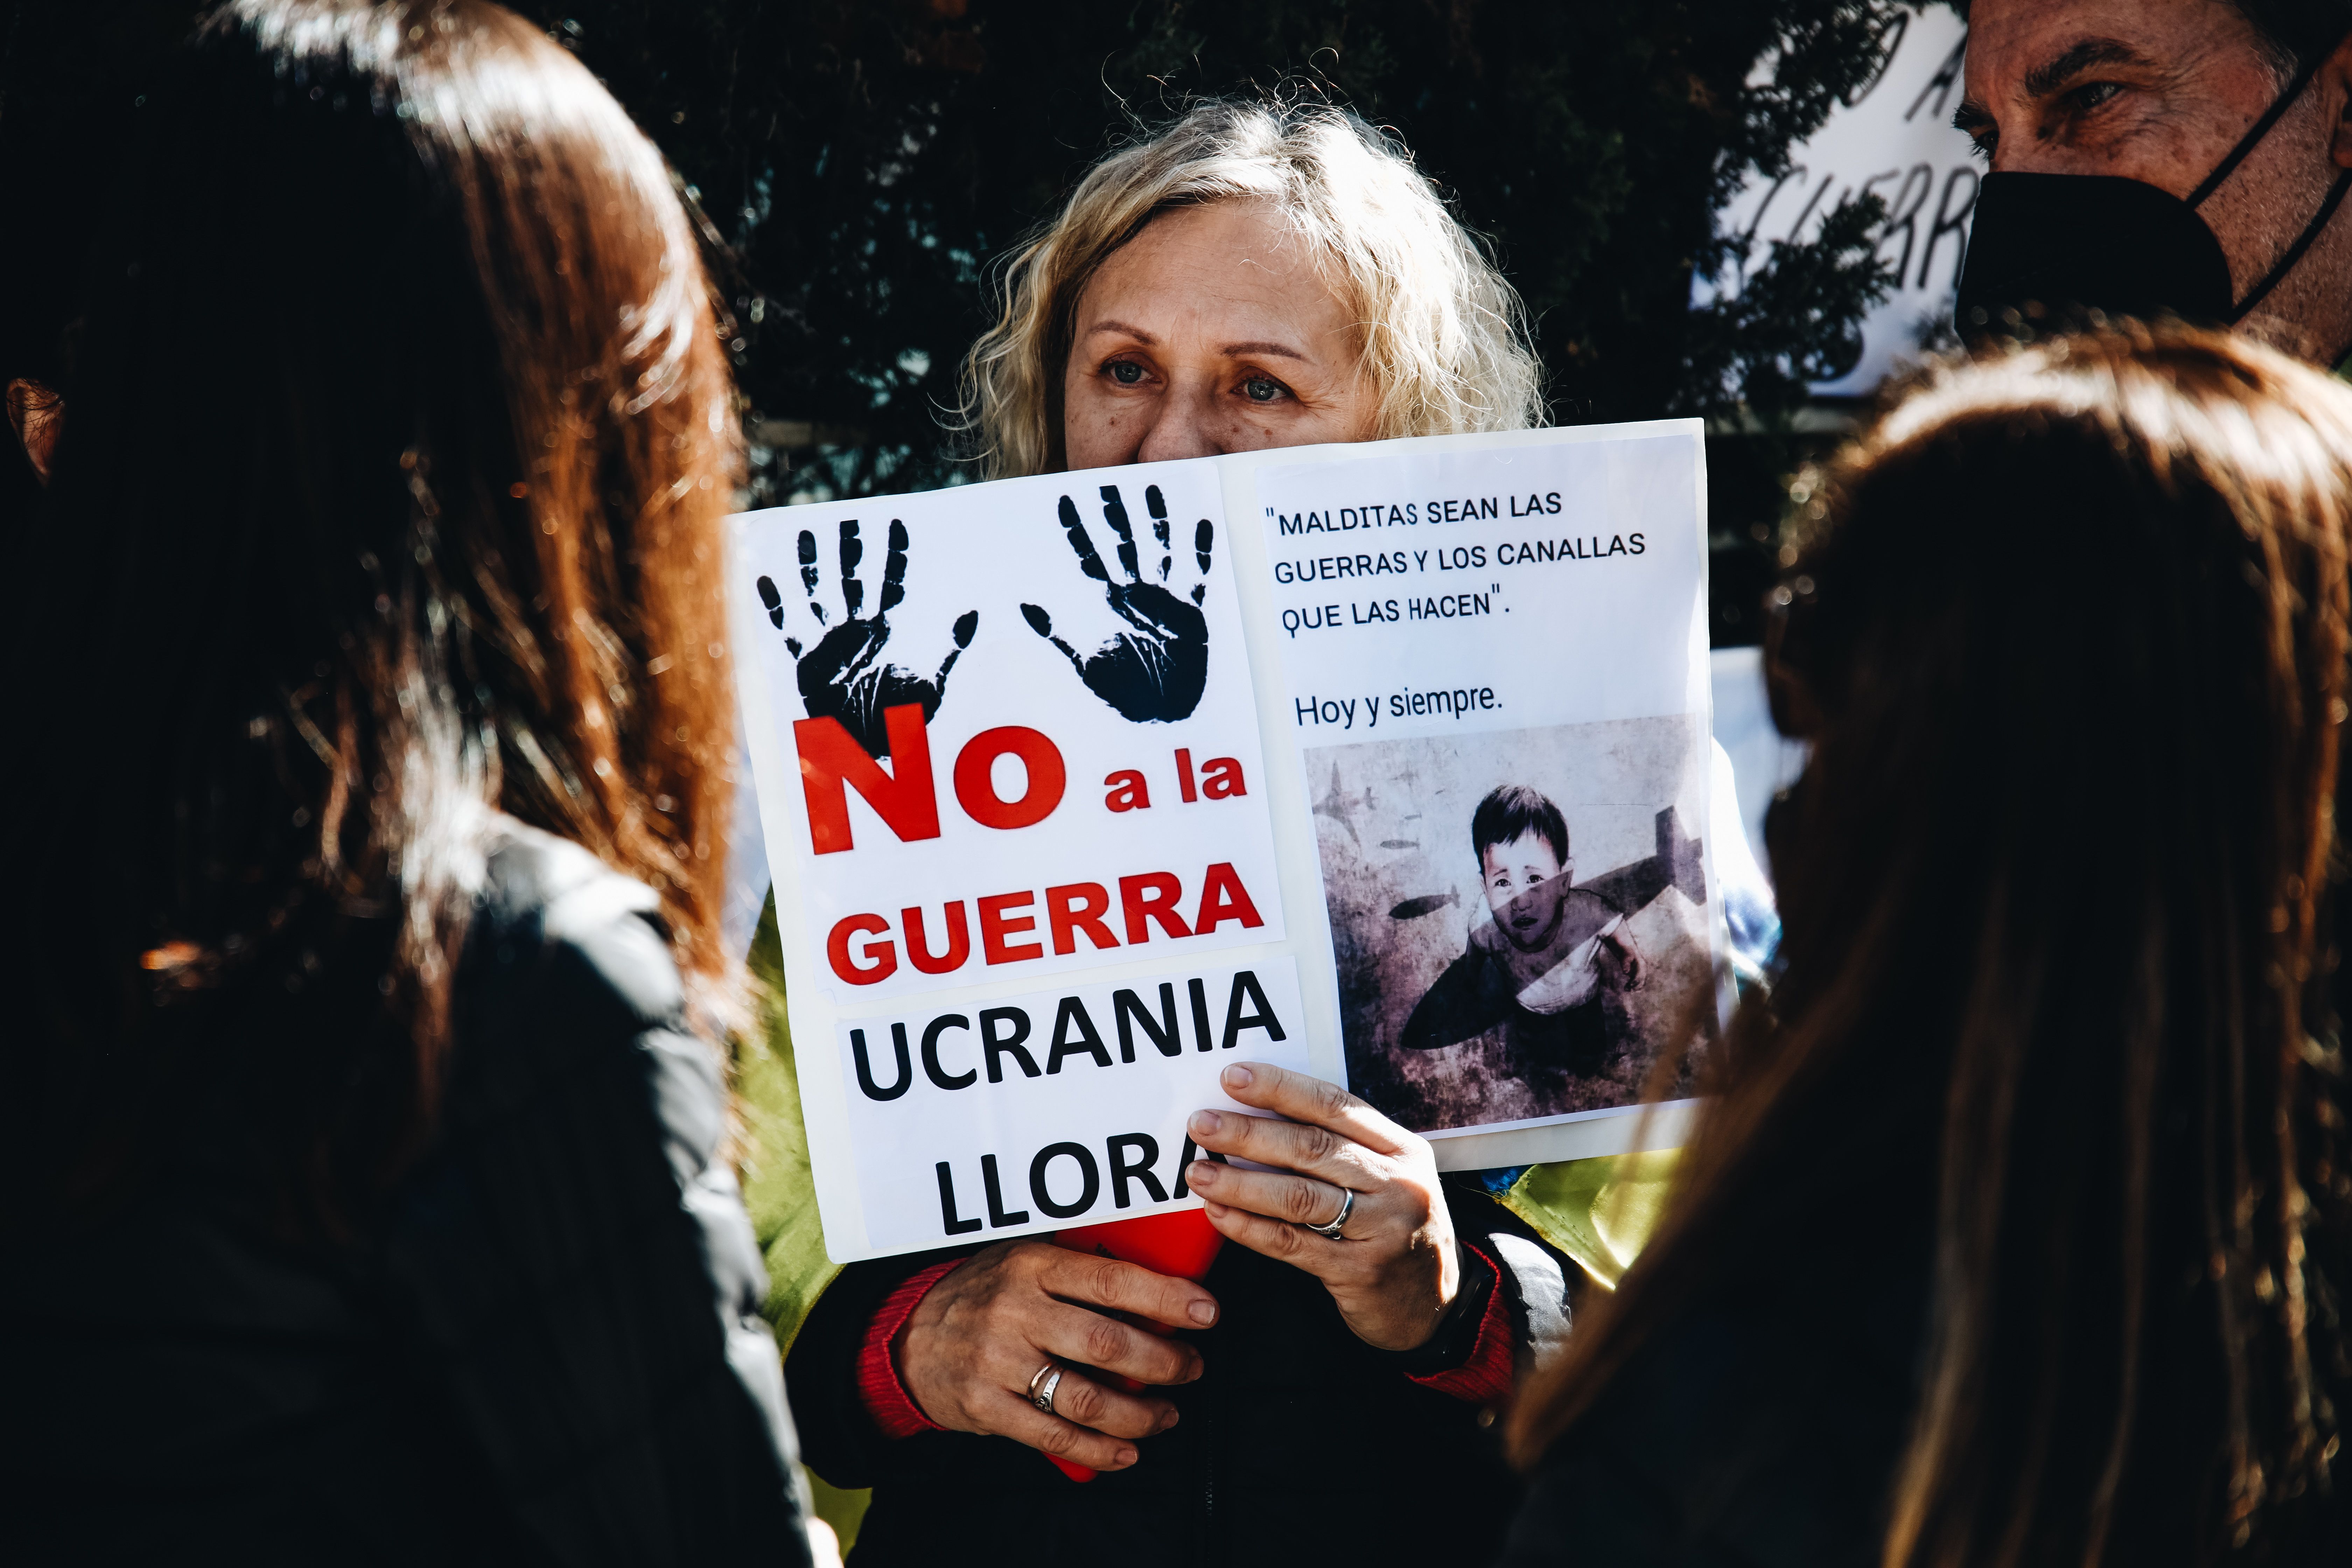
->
xmin=0 ymin=4 xmax=817 ymax=1563
xmin=1500 ymin=326 xmax=2352 ymax=1568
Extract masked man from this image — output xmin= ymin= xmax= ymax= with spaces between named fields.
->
xmin=1955 ymin=0 xmax=2352 ymax=366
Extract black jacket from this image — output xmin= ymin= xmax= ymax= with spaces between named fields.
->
xmin=788 ymin=1186 xmax=1572 ymax=1567
xmin=1495 ymin=1232 xmax=1928 ymax=1568
xmin=1497 ymin=1188 xmax=2352 ymax=1567
xmin=2 ymin=821 xmax=813 ymax=1567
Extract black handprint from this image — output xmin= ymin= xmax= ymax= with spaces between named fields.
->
xmin=1019 ymin=483 xmax=1215 ymax=723
xmin=754 ymin=517 xmax=977 ymax=760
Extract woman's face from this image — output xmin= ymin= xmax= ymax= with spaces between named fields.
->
xmin=1061 ymin=198 xmax=1375 ymax=470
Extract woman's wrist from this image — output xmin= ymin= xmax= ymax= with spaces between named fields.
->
xmin=856 ymin=1259 xmax=964 ymax=1439
xmin=1379 ymin=1240 xmax=1495 ymax=1374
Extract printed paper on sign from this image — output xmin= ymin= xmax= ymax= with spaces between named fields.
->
xmin=740 ymin=460 xmax=1284 ymax=1008
xmin=1240 ymin=432 xmax=1721 ymax=1147
xmin=732 ymin=421 xmax=1727 ymax=1263
xmin=836 ymin=961 xmax=1313 ymax=1258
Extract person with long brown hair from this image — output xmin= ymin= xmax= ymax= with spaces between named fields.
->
xmin=0 ymin=3 xmax=817 ymax=1562
xmin=1499 ymin=326 xmax=2352 ymax=1566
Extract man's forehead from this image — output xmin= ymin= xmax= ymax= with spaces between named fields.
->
xmin=1938 ymin=0 xmax=2267 ymax=141
xmin=1965 ymin=0 xmax=2254 ymax=85
xmin=1955 ymin=31 xmax=2147 ymax=126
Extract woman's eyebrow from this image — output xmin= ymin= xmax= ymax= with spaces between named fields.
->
xmin=1082 ymin=319 xmax=1158 ymax=344
xmin=1219 ymin=340 xmax=1309 ymax=362
xmin=1080 ymin=321 xmax=1309 ymax=361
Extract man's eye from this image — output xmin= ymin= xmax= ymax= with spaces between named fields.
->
xmin=2072 ymin=80 xmax=2122 ymax=113
xmin=1241 ymin=376 xmax=1286 ymax=402
xmin=1106 ymin=360 xmax=1145 ymax=386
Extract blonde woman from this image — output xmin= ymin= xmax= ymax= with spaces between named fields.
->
xmin=957 ymin=99 xmax=1541 ymax=476
xmin=742 ymin=99 xmax=1647 ymax=1565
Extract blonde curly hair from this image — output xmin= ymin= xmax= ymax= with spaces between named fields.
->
xmin=956 ymin=99 xmax=1545 ymax=477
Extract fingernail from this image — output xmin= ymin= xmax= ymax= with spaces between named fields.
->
xmin=1158 ymin=1409 xmax=1183 ymax=1432
xmin=1116 ymin=1447 xmax=1139 ymax=1467
xmin=1223 ymin=1064 xmax=1253 ymax=1089
xmin=1189 ymin=1110 xmax=1222 ymax=1136
xmin=1186 ymin=1160 xmax=1217 ymax=1188
xmin=1188 ymin=1298 xmax=1218 ymax=1325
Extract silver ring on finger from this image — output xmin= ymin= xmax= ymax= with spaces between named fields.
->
xmin=1303 ymin=1184 xmax=1356 ymax=1240
xmin=1030 ymin=1362 xmax=1066 ymax=1415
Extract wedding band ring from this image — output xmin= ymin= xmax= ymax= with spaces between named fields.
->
xmin=1304 ymin=1185 xmax=1355 ymax=1240
xmin=1029 ymin=1361 xmax=1065 ymax=1415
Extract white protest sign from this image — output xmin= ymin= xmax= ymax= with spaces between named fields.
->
xmin=732 ymin=421 xmax=1726 ymax=1262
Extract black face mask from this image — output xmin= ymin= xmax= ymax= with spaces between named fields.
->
xmin=1954 ymin=50 xmax=2352 ymax=332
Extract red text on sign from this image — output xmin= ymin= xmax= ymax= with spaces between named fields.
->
xmin=827 ymin=863 xmax=1267 ymax=986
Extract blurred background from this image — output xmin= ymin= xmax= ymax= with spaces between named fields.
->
xmin=0 ymin=0 xmax=1973 ymax=650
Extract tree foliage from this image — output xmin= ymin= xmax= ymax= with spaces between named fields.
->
xmin=523 ymin=0 xmax=1910 ymax=504
xmin=2 ymin=0 xmax=1921 ymax=638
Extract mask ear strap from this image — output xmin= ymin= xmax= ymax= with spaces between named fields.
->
xmin=2230 ymin=165 xmax=2352 ymax=321
xmin=2188 ymin=50 xmax=2332 ymax=209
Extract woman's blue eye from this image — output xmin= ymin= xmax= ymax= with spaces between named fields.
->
xmin=1243 ymin=376 xmax=1283 ymax=402
xmin=1107 ymin=361 xmax=1144 ymax=385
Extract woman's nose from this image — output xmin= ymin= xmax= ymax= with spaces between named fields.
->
xmin=1133 ymin=383 xmax=1225 ymax=462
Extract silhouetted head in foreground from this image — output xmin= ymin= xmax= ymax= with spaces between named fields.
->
xmin=3 ymin=0 xmax=740 ymax=1220
xmin=1512 ymin=324 xmax=2352 ymax=1566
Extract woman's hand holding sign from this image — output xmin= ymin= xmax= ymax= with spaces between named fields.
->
xmin=897 ymin=1240 xmax=1219 ymax=1472
xmin=1185 ymin=1063 xmax=1462 ymax=1351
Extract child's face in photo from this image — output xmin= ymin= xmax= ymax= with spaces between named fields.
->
xmin=1482 ymin=832 xmax=1570 ymax=951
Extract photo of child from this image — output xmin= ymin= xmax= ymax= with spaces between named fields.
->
xmin=1309 ymin=716 xmax=1718 ymax=1134
xmin=1402 ymin=783 xmax=1703 ymax=1075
